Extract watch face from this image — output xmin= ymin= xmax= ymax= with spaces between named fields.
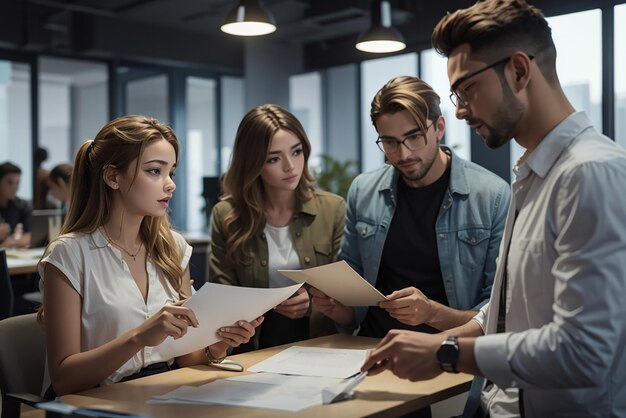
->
xmin=437 ymin=343 xmax=458 ymax=363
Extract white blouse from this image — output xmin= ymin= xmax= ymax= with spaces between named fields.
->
xmin=39 ymin=228 xmax=192 ymax=386
xmin=264 ymin=224 xmax=300 ymax=288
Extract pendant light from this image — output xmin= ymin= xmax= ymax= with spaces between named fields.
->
xmin=221 ymin=0 xmax=276 ymax=37
xmin=356 ymin=0 xmax=406 ymax=53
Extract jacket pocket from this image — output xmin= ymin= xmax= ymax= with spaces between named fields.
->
xmin=457 ymin=228 xmax=491 ymax=268
xmin=313 ymin=243 xmax=333 ymax=265
xmin=355 ymin=220 xmax=378 ymax=261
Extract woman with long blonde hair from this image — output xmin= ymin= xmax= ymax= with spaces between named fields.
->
xmin=39 ymin=115 xmax=262 ymax=397
xmin=209 ymin=104 xmax=345 ymax=352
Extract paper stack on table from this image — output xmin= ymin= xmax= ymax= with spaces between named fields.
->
xmin=150 ymin=346 xmax=369 ymax=412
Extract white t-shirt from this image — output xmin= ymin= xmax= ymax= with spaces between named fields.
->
xmin=264 ymin=224 xmax=300 ymax=288
xmin=38 ymin=228 xmax=192 ymax=386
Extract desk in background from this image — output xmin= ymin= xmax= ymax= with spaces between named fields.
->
xmin=5 ymin=231 xmax=210 ymax=280
xmin=6 ymin=248 xmax=44 ymax=276
xmin=180 ymin=231 xmax=210 ymax=290
xmin=56 ymin=334 xmax=471 ymax=418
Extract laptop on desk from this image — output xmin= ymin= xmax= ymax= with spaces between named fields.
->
xmin=30 ymin=209 xmax=64 ymax=248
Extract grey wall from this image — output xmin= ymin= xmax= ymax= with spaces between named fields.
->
xmin=244 ymin=40 xmax=303 ymax=109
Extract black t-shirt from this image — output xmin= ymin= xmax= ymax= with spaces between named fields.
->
xmin=359 ymin=166 xmax=451 ymax=338
xmin=0 ymin=197 xmax=32 ymax=233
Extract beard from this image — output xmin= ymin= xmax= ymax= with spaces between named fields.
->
xmin=393 ymin=144 xmax=438 ymax=184
xmin=470 ymin=77 xmax=525 ymax=149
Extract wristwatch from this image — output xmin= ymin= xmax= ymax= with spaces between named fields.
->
xmin=436 ymin=336 xmax=459 ymax=373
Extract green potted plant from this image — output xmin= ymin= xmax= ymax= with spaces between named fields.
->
xmin=314 ymin=154 xmax=358 ymax=198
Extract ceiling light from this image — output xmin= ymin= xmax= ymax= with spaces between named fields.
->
xmin=221 ymin=0 xmax=276 ymax=37
xmin=356 ymin=0 xmax=406 ymax=53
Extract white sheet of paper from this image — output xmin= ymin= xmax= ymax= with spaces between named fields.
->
xmin=248 ymin=346 xmax=368 ymax=378
xmin=278 ymin=260 xmax=387 ymax=306
xmin=159 ymin=282 xmax=302 ymax=359
xmin=151 ymin=379 xmax=322 ymax=412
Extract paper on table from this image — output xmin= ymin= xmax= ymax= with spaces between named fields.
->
xmin=159 ymin=282 xmax=302 ymax=359
xmin=149 ymin=373 xmax=359 ymax=411
xmin=279 ymin=260 xmax=387 ymax=306
xmin=248 ymin=346 xmax=368 ymax=378
xmin=150 ymin=378 xmax=323 ymax=412
xmin=321 ymin=371 xmax=367 ymax=404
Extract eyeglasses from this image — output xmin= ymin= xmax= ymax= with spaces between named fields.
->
xmin=375 ymin=121 xmax=434 ymax=154
xmin=449 ymin=54 xmax=534 ymax=107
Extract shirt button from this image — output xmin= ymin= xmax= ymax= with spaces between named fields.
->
xmin=470 ymin=238 xmax=477 ymax=245
xmin=439 ymin=234 xmax=445 ymax=239
xmin=261 ymin=260 xmax=267 ymax=266
xmin=361 ymin=228 xmax=367 ymax=237
xmin=295 ymin=232 xmax=301 ymax=237
xmin=304 ymin=256 xmax=311 ymax=264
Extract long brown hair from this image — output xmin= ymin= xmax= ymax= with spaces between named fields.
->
xmin=56 ymin=115 xmax=185 ymax=294
xmin=221 ymin=104 xmax=315 ymax=265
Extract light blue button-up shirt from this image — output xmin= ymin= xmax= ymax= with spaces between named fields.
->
xmin=474 ymin=112 xmax=626 ymax=417
xmin=339 ymin=146 xmax=510 ymax=332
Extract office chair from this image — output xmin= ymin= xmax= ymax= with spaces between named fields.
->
xmin=0 ymin=249 xmax=14 ymax=320
xmin=0 ymin=313 xmax=46 ymax=418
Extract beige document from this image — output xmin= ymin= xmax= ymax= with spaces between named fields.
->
xmin=279 ymin=260 xmax=387 ymax=306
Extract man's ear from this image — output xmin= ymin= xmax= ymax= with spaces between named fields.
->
xmin=102 ymin=165 xmax=120 ymax=190
xmin=435 ymin=116 xmax=446 ymax=142
xmin=510 ymin=51 xmax=532 ymax=89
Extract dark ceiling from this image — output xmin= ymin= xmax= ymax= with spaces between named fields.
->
xmin=0 ymin=0 xmax=619 ymax=73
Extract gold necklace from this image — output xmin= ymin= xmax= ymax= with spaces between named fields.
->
xmin=102 ymin=227 xmax=143 ymax=261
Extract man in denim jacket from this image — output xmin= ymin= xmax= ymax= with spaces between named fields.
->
xmin=312 ymin=76 xmax=509 ymax=339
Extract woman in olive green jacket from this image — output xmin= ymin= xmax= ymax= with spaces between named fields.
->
xmin=209 ymin=104 xmax=346 ymax=352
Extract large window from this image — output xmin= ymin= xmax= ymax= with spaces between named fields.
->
xmin=220 ymin=76 xmax=245 ymax=173
xmin=186 ymin=77 xmax=217 ymax=232
xmin=360 ymin=53 xmax=418 ymax=173
xmin=290 ymin=72 xmax=323 ymax=169
xmin=616 ymin=4 xmax=626 ymax=148
xmin=38 ymin=57 xmax=108 ymax=184
xmin=421 ymin=49 xmax=471 ymax=161
xmin=511 ymin=9 xmax=602 ymax=168
xmin=325 ymin=64 xmax=359 ymax=165
xmin=0 ymin=61 xmax=32 ymax=199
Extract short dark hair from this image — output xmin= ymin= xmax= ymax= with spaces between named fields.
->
xmin=49 ymin=163 xmax=73 ymax=185
xmin=0 ymin=162 xmax=22 ymax=180
xmin=432 ymin=0 xmax=557 ymax=84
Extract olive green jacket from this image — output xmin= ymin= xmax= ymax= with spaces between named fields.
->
xmin=208 ymin=189 xmax=346 ymax=344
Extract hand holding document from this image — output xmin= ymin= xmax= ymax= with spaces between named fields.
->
xmin=159 ymin=282 xmax=302 ymax=359
xmin=279 ymin=260 xmax=388 ymax=306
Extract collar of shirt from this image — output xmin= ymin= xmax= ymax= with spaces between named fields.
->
xmin=514 ymin=111 xmax=593 ymax=182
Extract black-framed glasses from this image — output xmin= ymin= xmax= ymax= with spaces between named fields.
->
xmin=375 ymin=121 xmax=434 ymax=154
xmin=449 ymin=54 xmax=534 ymax=107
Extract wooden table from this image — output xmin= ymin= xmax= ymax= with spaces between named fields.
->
xmin=7 ymin=258 xmax=39 ymax=275
xmin=54 ymin=334 xmax=471 ymax=418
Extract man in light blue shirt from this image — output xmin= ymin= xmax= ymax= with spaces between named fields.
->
xmin=362 ymin=1 xmax=626 ymax=417
xmin=312 ymin=76 xmax=510 ymax=344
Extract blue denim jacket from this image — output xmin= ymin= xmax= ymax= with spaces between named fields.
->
xmin=339 ymin=147 xmax=510 ymax=332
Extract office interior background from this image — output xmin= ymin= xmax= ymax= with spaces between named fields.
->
xmin=1 ymin=0 xmax=625 ymax=232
